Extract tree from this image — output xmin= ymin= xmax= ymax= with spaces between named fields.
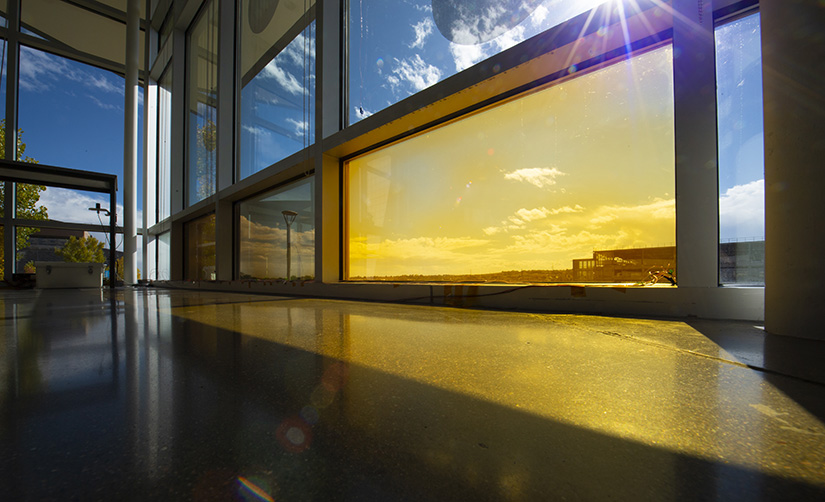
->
xmin=195 ymin=118 xmax=217 ymax=201
xmin=0 ymin=120 xmax=48 ymax=276
xmin=114 ymin=256 xmax=141 ymax=281
xmin=56 ymin=235 xmax=106 ymax=263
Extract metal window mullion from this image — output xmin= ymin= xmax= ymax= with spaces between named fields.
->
xmin=3 ymin=0 xmax=21 ymax=280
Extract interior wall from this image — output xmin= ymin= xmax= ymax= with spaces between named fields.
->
xmin=762 ymin=0 xmax=825 ymax=339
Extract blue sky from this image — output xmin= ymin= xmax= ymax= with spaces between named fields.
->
xmin=349 ymin=0 xmax=606 ymax=123
xmin=2 ymin=41 xmax=143 ymax=260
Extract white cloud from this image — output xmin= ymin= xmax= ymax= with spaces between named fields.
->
xmin=242 ymin=124 xmax=269 ymax=137
xmin=720 ymin=179 xmax=765 ymax=240
xmin=282 ymin=32 xmax=316 ymax=66
xmin=349 ymin=236 xmax=490 ymax=273
xmin=410 ymin=18 xmax=434 ymax=49
xmin=447 ymin=4 xmax=511 ymax=45
xmin=503 ymin=167 xmax=567 ymax=188
xmin=286 ymin=118 xmax=309 ymax=135
xmin=388 ymin=54 xmax=442 ymax=93
xmin=36 ymin=188 xmax=139 ymax=231
xmin=531 ymin=5 xmax=549 ymax=27
xmin=491 ymin=24 xmax=526 ymax=53
xmin=87 ymin=94 xmax=122 ymax=112
xmin=263 ymin=62 xmax=306 ymax=96
xmin=18 ymin=46 xmax=125 ymax=109
xmin=514 ymin=207 xmax=551 ymax=222
xmin=589 ymin=198 xmax=674 ymax=228
xmin=18 ymin=47 xmax=66 ymax=92
xmin=88 ymin=74 xmax=125 ymax=95
xmin=484 ymin=205 xmax=585 ymax=235
xmin=354 ymin=106 xmax=374 ymax=120
xmin=449 ymin=43 xmax=488 ymax=72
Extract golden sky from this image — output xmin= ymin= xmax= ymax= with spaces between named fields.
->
xmin=348 ymin=46 xmax=675 ymax=278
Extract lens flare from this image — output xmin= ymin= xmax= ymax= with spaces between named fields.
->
xmin=276 ymin=416 xmax=313 ymax=453
xmin=237 ymin=475 xmax=275 ymax=502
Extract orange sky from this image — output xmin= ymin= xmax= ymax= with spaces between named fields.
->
xmin=348 ymin=46 xmax=675 ymax=278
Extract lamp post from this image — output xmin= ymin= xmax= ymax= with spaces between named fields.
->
xmin=282 ymin=210 xmax=297 ymax=281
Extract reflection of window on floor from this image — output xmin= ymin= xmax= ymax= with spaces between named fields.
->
xmin=347 ymin=45 xmax=675 ymax=284
xmin=716 ymin=13 xmax=764 ymax=285
xmin=238 ymin=177 xmax=315 ymax=281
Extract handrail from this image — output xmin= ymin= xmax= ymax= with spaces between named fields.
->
xmin=1 ymin=159 xmax=118 ymax=288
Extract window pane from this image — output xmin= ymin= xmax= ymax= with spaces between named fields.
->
xmin=240 ymin=20 xmax=315 ymax=179
xmin=348 ymin=46 xmax=675 ymax=283
xmin=157 ymin=231 xmax=171 ymax=280
xmin=349 ymin=0 xmax=608 ymax=124
xmin=185 ymin=213 xmax=215 ymax=280
xmin=17 ymin=45 xmax=143 ymax=222
xmin=238 ymin=177 xmax=315 ymax=280
xmin=157 ymin=68 xmax=172 ymax=222
xmin=159 ymin=12 xmax=173 ymax=51
xmin=187 ymin=0 xmax=218 ymax=206
xmin=716 ymin=13 xmax=764 ymax=285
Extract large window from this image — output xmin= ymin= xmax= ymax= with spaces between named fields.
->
xmin=347 ymin=46 xmax=675 ymax=283
xmin=187 ymin=0 xmax=218 ymax=206
xmin=716 ymin=13 xmax=764 ymax=285
xmin=239 ymin=0 xmax=315 ymax=179
xmin=157 ymin=68 xmax=172 ymax=222
xmin=238 ymin=177 xmax=315 ymax=281
xmin=348 ymin=0 xmax=609 ymax=124
xmin=185 ymin=213 xmax=215 ymax=280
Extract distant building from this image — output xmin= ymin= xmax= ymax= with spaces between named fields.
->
xmin=572 ymin=246 xmax=676 ymax=283
xmin=720 ymin=240 xmax=765 ymax=285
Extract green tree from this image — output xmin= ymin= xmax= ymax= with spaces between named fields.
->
xmin=114 ymin=256 xmax=141 ymax=281
xmin=1 ymin=120 xmax=48 ymax=276
xmin=55 ymin=235 xmax=105 ymax=263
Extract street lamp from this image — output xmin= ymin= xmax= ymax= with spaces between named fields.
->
xmin=282 ymin=210 xmax=298 ymax=281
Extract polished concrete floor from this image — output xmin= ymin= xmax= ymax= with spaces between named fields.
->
xmin=1 ymin=287 xmax=824 ymax=501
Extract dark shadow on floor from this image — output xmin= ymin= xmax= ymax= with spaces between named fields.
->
xmin=2 ymin=296 xmax=824 ymax=501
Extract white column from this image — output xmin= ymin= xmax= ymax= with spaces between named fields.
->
xmin=123 ymin=0 xmax=140 ymax=284
xmin=673 ymin=0 xmax=718 ymax=288
xmin=762 ymin=0 xmax=825 ymax=338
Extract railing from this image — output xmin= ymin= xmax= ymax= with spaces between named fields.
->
xmin=0 ymin=159 xmax=119 ymax=288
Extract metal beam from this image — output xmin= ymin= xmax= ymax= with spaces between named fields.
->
xmin=0 ymin=160 xmax=117 ymax=193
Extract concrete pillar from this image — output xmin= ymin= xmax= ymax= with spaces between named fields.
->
xmin=762 ymin=1 xmax=825 ymax=339
xmin=673 ymin=0 xmax=719 ymax=288
xmin=123 ymin=0 xmax=141 ymax=284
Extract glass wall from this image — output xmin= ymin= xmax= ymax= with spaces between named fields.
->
xmin=157 ymin=68 xmax=172 ymax=222
xmin=239 ymin=20 xmax=315 ymax=179
xmin=348 ymin=0 xmax=609 ymax=124
xmin=716 ymin=13 xmax=764 ymax=285
xmin=347 ymin=46 xmax=675 ymax=283
xmin=238 ymin=177 xmax=315 ymax=280
xmin=157 ymin=231 xmax=171 ymax=280
xmin=185 ymin=213 xmax=215 ymax=280
xmin=187 ymin=0 xmax=218 ymax=206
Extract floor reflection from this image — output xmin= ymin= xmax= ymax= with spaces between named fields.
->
xmin=1 ymin=288 xmax=824 ymax=500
